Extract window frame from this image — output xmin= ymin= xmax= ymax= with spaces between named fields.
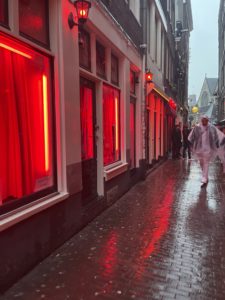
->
xmin=103 ymin=83 xmax=121 ymax=167
xmin=0 ymin=32 xmax=57 ymax=216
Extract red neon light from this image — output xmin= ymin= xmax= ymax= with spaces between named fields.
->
xmin=0 ymin=42 xmax=32 ymax=59
xmin=146 ymin=72 xmax=153 ymax=83
xmin=42 ymin=75 xmax=50 ymax=172
xmin=115 ymin=97 xmax=119 ymax=151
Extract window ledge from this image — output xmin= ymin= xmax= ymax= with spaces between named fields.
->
xmin=0 ymin=192 xmax=69 ymax=232
xmin=104 ymin=163 xmax=128 ymax=182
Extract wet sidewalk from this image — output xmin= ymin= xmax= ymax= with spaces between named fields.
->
xmin=2 ymin=159 xmax=225 ymax=300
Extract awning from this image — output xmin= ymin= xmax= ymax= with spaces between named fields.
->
xmin=153 ymin=87 xmax=170 ymax=103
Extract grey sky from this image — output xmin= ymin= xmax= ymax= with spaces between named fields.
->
xmin=188 ymin=0 xmax=220 ymax=99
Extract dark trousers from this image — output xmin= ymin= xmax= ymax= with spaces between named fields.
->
xmin=183 ymin=143 xmax=191 ymax=159
xmin=172 ymin=144 xmax=181 ymax=159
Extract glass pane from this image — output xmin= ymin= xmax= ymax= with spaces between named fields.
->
xmin=111 ymin=54 xmax=119 ymax=85
xmin=130 ymin=101 xmax=135 ymax=168
xmin=0 ymin=33 xmax=55 ymax=207
xmin=19 ymin=0 xmax=49 ymax=46
xmin=0 ymin=0 xmax=8 ymax=25
xmin=79 ymin=29 xmax=91 ymax=70
xmin=96 ymin=41 xmax=106 ymax=78
xmin=80 ymin=86 xmax=94 ymax=160
xmin=130 ymin=70 xmax=135 ymax=94
xmin=103 ymin=84 xmax=120 ymax=165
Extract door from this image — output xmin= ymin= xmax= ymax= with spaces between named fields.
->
xmin=80 ymin=77 xmax=97 ymax=204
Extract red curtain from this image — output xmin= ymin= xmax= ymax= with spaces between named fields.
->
xmin=103 ymin=84 xmax=120 ymax=166
xmin=80 ymin=86 xmax=94 ymax=160
xmin=0 ymin=34 xmax=53 ymax=205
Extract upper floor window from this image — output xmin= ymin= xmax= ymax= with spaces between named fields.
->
xmin=79 ymin=29 xmax=91 ymax=71
xmin=130 ymin=70 xmax=136 ymax=95
xmin=0 ymin=32 xmax=56 ymax=214
xmin=111 ymin=54 xmax=119 ymax=85
xmin=0 ymin=0 xmax=8 ymax=26
xmin=96 ymin=41 xmax=106 ymax=78
xmin=19 ymin=0 xmax=49 ymax=47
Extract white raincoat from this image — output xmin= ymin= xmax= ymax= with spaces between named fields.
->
xmin=188 ymin=117 xmax=225 ymax=183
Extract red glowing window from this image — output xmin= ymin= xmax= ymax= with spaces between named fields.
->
xmin=0 ymin=33 xmax=55 ymax=212
xmin=80 ymin=85 xmax=94 ymax=160
xmin=19 ymin=0 xmax=49 ymax=46
xmin=103 ymin=84 xmax=120 ymax=166
xmin=130 ymin=100 xmax=136 ymax=169
xmin=0 ymin=0 xmax=8 ymax=26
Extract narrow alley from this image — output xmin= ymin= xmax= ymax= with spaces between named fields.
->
xmin=2 ymin=159 xmax=225 ymax=300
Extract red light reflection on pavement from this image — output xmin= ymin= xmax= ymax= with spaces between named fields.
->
xmin=102 ymin=231 xmax=118 ymax=277
xmin=136 ymin=178 xmax=175 ymax=279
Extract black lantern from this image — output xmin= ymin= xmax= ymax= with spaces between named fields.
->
xmin=68 ymin=0 xmax=91 ymax=29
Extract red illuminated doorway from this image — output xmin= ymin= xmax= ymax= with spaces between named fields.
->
xmin=80 ymin=77 xmax=97 ymax=204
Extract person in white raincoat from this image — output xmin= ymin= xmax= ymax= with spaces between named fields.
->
xmin=188 ymin=115 xmax=221 ymax=187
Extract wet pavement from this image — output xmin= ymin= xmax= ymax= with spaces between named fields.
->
xmin=2 ymin=159 xmax=225 ymax=300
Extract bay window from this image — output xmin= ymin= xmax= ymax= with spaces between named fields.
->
xmin=103 ymin=84 xmax=120 ymax=166
xmin=0 ymin=33 xmax=56 ymax=214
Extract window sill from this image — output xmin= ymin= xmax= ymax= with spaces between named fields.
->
xmin=104 ymin=163 xmax=128 ymax=182
xmin=0 ymin=192 xmax=69 ymax=232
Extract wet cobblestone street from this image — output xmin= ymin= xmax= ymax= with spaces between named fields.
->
xmin=2 ymin=159 xmax=225 ymax=300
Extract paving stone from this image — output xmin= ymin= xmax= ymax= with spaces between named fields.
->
xmin=2 ymin=159 xmax=225 ymax=300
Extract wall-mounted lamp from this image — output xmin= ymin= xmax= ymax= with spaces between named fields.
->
xmin=145 ymin=70 xmax=153 ymax=84
xmin=169 ymin=98 xmax=177 ymax=110
xmin=68 ymin=0 xmax=91 ymax=29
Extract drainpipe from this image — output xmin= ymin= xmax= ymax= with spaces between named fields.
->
xmin=141 ymin=0 xmax=148 ymax=176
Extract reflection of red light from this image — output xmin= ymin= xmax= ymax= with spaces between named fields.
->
xmin=0 ymin=42 xmax=32 ymax=59
xmin=135 ymin=178 xmax=175 ymax=280
xmin=102 ymin=231 xmax=118 ymax=277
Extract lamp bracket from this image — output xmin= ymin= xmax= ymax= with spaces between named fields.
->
xmin=68 ymin=12 xmax=78 ymax=29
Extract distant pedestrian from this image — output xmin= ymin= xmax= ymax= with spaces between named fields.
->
xmin=172 ymin=124 xmax=182 ymax=159
xmin=182 ymin=125 xmax=191 ymax=159
xmin=188 ymin=115 xmax=221 ymax=187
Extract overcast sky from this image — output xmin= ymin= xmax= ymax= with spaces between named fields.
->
xmin=188 ymin=0 xmax=220 ymax=99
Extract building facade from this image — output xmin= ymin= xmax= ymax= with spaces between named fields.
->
xmin=0 ymin=0 xmax=192 ymax=291
xmin=189 ymin=77 xmax=218 ymax=125
xmin=174 ymin=0 xmax=193 ymax=125
xmin=218 ymin=0 xmax=225 ymax=121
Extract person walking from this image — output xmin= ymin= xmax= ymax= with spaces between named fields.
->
xmin=182 ymin=124 xmax=191 ymax=159
xmin=172 ymin=124 xmax=182 ymax=159
xmin=188 ymin=115 xmax=220 ymax=187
